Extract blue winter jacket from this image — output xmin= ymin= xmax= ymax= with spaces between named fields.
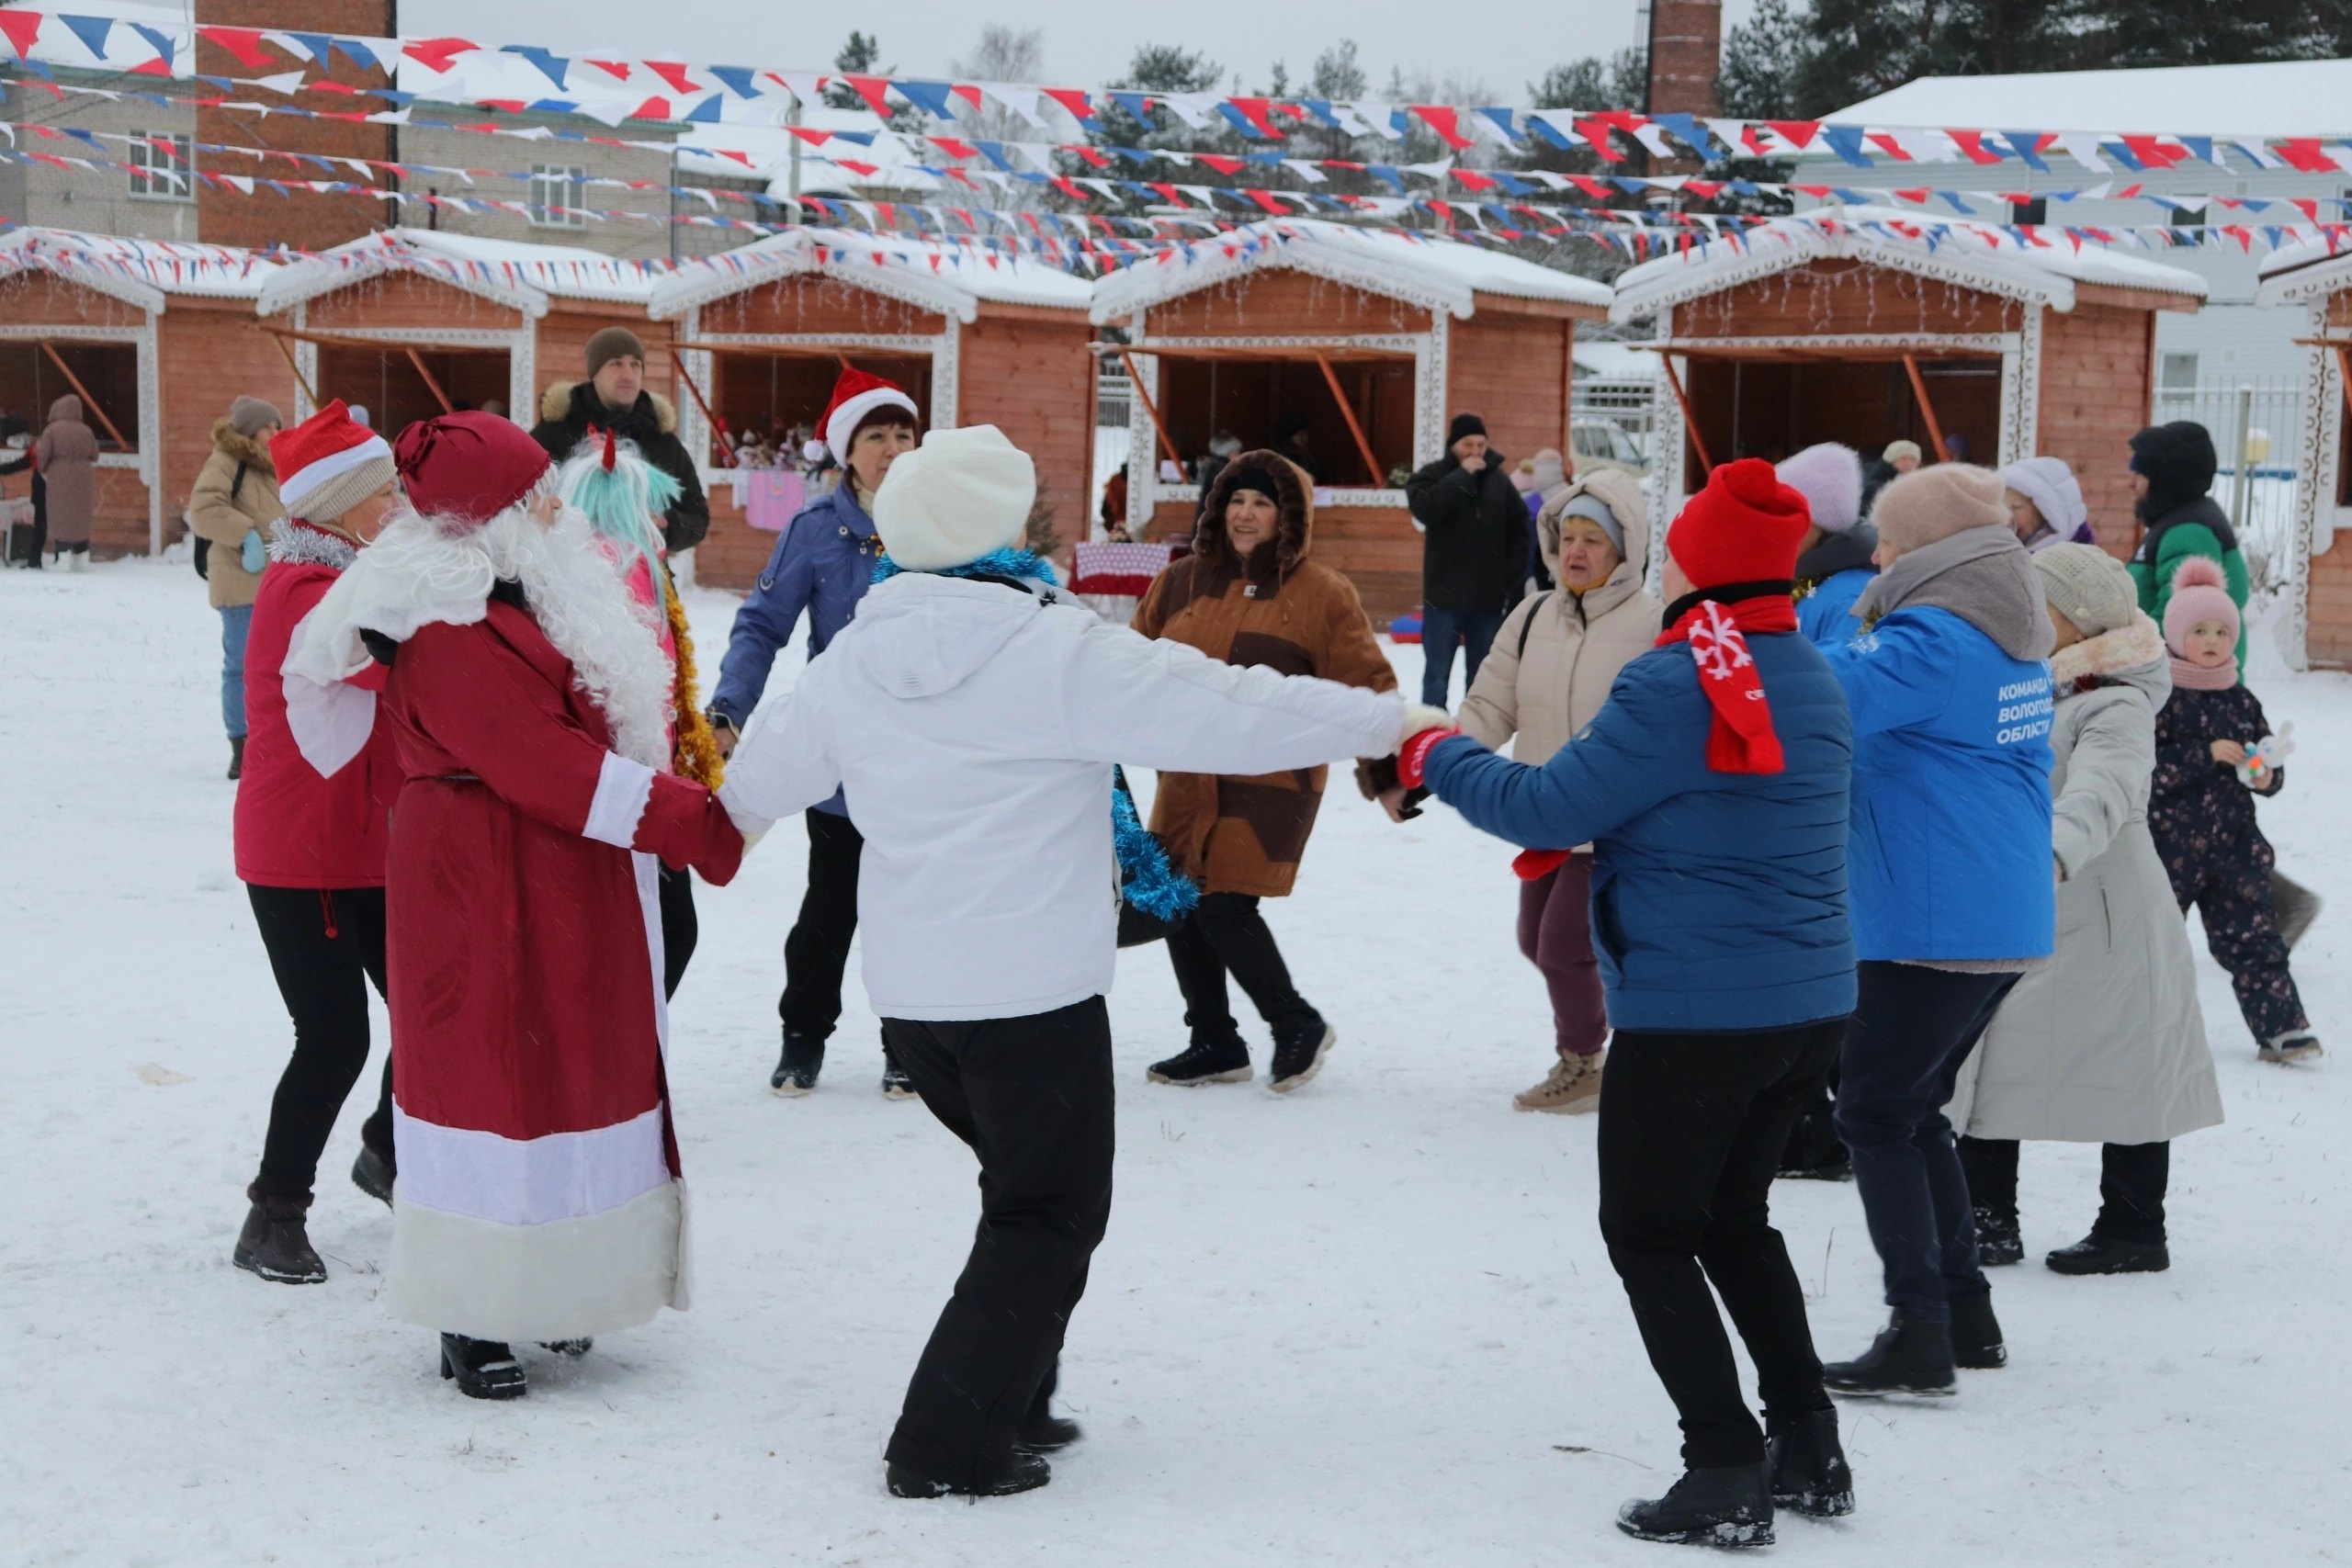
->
xmin=710 ymin=481 xmax=880 ymax=816
xmin=1822 ymin=607 xmax=2055 ymax=962
xmin=1797 ymin=569 xmax=1873 ymax=649
xmin=1421 ymin=631 xmax=1857 ymax=1033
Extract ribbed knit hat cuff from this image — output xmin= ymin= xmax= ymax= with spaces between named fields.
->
xmin=293 ymin=453 xmax=396 ymax=523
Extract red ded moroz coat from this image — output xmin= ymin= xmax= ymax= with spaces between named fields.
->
xmin=379 ymin=593 xmax=738 ymax=1342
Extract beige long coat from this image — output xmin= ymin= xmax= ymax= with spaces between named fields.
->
xmin=187 ymin=421 xmax=281 ymax=610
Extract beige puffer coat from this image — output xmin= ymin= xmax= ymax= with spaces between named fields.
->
xmin=187 ymin=421 xmax=281 ymax=610
xmin=1947 ymin=614 xmax=2224 ymax=1145
xmin=1458 ymin=467 xmax=1661 ymax=768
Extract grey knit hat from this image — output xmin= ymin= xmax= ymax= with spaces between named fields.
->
xmin=230 ymin=396 xmax=282 ymax=437
xmin=2033 ymin=541 xmax=2137 ymax=637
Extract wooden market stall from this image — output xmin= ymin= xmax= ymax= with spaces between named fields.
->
xmin=1089 ymin=219 xmax=1613 ymax=619
xmin=646 ymin=228 xmax=1097 ymax=589
xmin=254 ymin=229 xmax=672 ymax=449
xmin=0 ymin=228 xmax=288 ymax=558
xmin=1610 ymin=206 xmax=2208 ymax=557
xmin=2254 ymin=238 xmax=2352 ymax=669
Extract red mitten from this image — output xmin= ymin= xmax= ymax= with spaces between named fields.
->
xmin=1512 ymin=848 xmax=1573 ymax=882
xmin=1396 ymin=727 xmax=1459 ymax=790
xmin=635 ymin=774 xmax=744 ymax=886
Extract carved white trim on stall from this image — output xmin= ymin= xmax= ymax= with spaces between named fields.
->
xmin=0 ymin=313 xmax=162 ymax=549
xmin=2285 ymin=298 xmax=2342 ymax=671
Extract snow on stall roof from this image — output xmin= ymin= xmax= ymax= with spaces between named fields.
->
xmin=2255 ymin=231 xmax=2352 ymax=305
xmin=256 ymin=229 xmax=671 ymax=317
xmin=1820 ymin=59 xmax=2352 ymax=140
xmin=0 ymin=227 xmax=279 ymax=310
xmin=1089 ymin=220 xmax=1611 ymax=324
xmin=649 ymin=227 xmax=1092 ymax=323
xmin=1609 ymin=206 xmax=2208 ymax=322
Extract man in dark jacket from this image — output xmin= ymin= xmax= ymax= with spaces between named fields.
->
xmin=531 ymin=326 xmax=710 ymax=555
xmin=1407 ymin=413 xmax=1526 ymax=705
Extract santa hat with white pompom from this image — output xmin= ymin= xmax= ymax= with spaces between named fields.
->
xmin=818 ymin=367 xmax=919 ymax=464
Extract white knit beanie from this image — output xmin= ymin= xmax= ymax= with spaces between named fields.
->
xmin=2033 ymin=542 xmax=2137 ymax=637
xmin=872 ymin=425 xmax=1036 ymax=571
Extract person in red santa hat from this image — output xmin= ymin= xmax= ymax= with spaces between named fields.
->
xmin=706 ymin=366 xmax=922 ymax=1100
xmin=1401 ymin=458 xmax=1860 ymax=1547
xmin=288 ymin=411 xmax=743 ymax=1400
xmin=231 ymin=400 xmax=403 ymax=1286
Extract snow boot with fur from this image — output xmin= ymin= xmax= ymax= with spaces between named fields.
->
xmin=1766 ymin=1408 xmax=1854 ymax=1518
xmin=1824 ymin=1308 xmax=1957 ymax=1399
xmin=233 ymin=1191 xmax=326 ymax=1284
xmin=1616 ymin=1464 xmax=1775 ymax=1548
xmin=1514 ymin=1049 xmax=1604 ymax=1113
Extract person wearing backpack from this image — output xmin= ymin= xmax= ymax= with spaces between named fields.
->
xmin=188 ymin=397 xmax=284 ymax=779
xmin=1453 ymin=468 xmax=1659 ymax=1113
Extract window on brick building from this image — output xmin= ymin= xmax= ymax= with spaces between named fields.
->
xmin=530 ymin=164 xmax=587 ymax=229
xmin=128 ymin=132 xmax=193 ymax=202
xmin=2008 ymin=198 xmax=2046 ymax=227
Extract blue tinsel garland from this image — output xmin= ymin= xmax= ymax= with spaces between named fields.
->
xmin=872 ymin=548 xmax=1197 ymax=921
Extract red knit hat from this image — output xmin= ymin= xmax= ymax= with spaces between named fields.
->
xmin=271 ymin=399 xmax=393 ymax=521
xmin=820 ymin=367 xmax=918 ymax=463
xmin=393 ymin=411 xmax=551 ymax=528
xmin=1666 ymin=457 xmax=1813 ymax=591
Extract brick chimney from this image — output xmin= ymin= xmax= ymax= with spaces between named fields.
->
xmin=195 ymin=1 xmax=399 ymax=252
xmin=1645 ymin=0 xmax=1723 ymax=119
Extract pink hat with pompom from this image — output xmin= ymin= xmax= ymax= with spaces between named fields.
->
xmin=2163 ymin=557 xmax=2239 ymax=652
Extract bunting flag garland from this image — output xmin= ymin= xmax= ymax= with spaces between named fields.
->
xmin=6 ymin=6 xmax=2352 ymax=177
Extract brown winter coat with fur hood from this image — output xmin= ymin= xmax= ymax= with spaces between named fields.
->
xmin=187 ymin=419 xmax=281 ymax=609
xmin=1132 ymin=452 xmax=1397 ymax=897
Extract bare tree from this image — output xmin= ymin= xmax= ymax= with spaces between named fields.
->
xmin=950 ymin=25 xmax=1052 ymax=213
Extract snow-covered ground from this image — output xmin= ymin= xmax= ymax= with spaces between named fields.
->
xmin=6 ymin=558 xmax=2349 ymax=1566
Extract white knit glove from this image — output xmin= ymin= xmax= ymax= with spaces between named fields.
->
xmin=1397 ymin=703 xmax=1454 ymax=749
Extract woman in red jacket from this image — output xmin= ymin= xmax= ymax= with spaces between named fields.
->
xmin=230 ymin=401 xmax=403 ymax=1287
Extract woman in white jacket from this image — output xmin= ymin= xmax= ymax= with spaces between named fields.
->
xmin=721 ymin=424 xmax=1435 ymax=1504
xmin=1951 ymin=544 xmax=2222 ymax=1280
xmin=1456 ymin=468 xmax=1659 ymax=1113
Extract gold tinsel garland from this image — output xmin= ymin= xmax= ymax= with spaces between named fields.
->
xmin=664 ymin=570 xmax=726 ymax=789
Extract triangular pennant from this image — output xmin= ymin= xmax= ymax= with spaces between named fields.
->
xmin=645 ymin=60 xmax=702 ymax=96
xmin=895 ymin=79 xmax=960 ymax=119
xmin=0 ymin=10 xmax=40 ymax=59
xmin=502 ymin=45 xmax=570 ymax=90
xmin=708 ymin=65 xmax=761 ymax=98
xmin=60 ymin=14 xmax=117 ymax=60
xmin=1411 ymin=106 xmax=1471 ymax=151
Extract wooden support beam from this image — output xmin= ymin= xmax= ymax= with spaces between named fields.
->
xmin=266 ymin=329 xmax=321 ymax=412
xmin=1658 ymin=355 xmax=1712 ymax=478
xmin=1901 ymin=354 xmax=1951 ymax=464
xmin=402 ymin=346 xmax=456 ymax=416
xmin=37 ymin=341 xmax=131 ymax=451
xmin=1314 ymin=354 xmax=1382 ymax=488
xmin=669 ymin=349 xmax=738 ymax=460
xmin=1117 ymin=348 xmax=1185 ymax=473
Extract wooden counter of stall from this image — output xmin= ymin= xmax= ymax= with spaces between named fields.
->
xmin=2255 ymin=239 xmax=2352 ymax=669
xmin=1088 ymin=220 xmax=1612 ymax=621
xmin=1610 ymin=206 xmax=2208 ymax=559
xmin=253 ymin=228 xmax=673 ymax=458
xmin=645 ymin=230 xmax=1097 ymax=590
xmin=0 ymin=228 xmax=292 ymax=558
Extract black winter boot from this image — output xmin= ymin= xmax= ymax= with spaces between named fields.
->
xmin=227 ymin=736 xmax=245 ymax=781
xmin=1766 ymin=1408 xmax=1854 ymax=1518
xmin=1616 ymin=1463 xmax=1775 ymax=1548
xmin=439 ymin=1335 xmax=526 ymax=1399
xmin=351 ymin=1143 xmax=395 ymax=1208
xmin=2046 ymin=1233 xmax=2169 ymax=1275
xmin=1949 ymin=1289 xmax=2007 ymax=1369
xmin=880 ymin=1043 xmax=917 ymax=1100
xmin=888 ymin=1448 xmax=1050 ymax=1499
xmin=1268 ymin=1020 xmax=1336 ymax=1092
xmin=772 ymin=1030 xmax=825 ymax=1096
xmin=1973 ymin=1207 xmax=2023 ymax=1267
xmin=1824 ymin=1308 xmax=1957 ymax=1398
xmin=1017 ymin=1408 xmax=1082 ymax=1452
xmin=233 ymin=1191 xmax=326 ymax=1284
xmin=1148 ymin=1037 xmax=1252 ymax=1086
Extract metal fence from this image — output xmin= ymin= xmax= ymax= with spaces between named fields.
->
xmin=1573 ymin=377 xmax=1659 ymax=462
xmin=2152 ymin=378 xmax=2303 ymax=596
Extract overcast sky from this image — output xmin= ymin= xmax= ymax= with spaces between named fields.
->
xmin=395 ymin=0 xmax=1758 ymax=100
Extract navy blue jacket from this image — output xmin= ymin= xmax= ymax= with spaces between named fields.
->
xmin=1422 ymin=630 xmax=1856 ymax=1033
xmin=710 ymin=481 xmax=880 ymax=815
xmin=1822 ymin=606 xmax=2055 ymax=962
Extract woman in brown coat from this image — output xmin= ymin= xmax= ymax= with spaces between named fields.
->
xmin=35 ymin=395 xmax=98 ymax=569
xmin=187 ymin=398 xmax=284 ymax=777
xmin=1132 ymin=452 xmax=1398 ymax=1091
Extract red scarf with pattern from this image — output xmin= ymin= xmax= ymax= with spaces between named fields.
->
xmin=1655 ymin=589 xmax=1796 ymax=775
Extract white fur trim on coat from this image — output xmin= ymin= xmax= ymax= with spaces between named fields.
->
xmin=389 ymin=1179 xmax=687 ymax=1341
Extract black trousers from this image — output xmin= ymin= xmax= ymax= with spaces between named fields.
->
xmin=1958 ymin=1136 xmax=2171 ymax=1246
xmin=880 ymin=997 xmax=1115 ymax=1486
xmin=1598 ymin=1018 xmax=1845 ymax=1468
xmin=247 ymin=885 xmax=394 ymax=1201
xmin=779 ymin=809 xmax=863 ymax=1042
xmin=657 ymin=863 xmax=696 ymax=1000
xmin=1164 ymin=892 xmax=1322 ymax=1049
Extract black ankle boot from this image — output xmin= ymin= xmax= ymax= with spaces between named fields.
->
xmin=1824 ymin=1308 xmax=1957 ymax=1398
xmin=772 ymin=1030 xmax=825 ymax=1096
xmin=2046 ymin=1232 xmax=2169 ymax=1275
xmin=1973 ymin=1206 xmax=2023 ymax=1267
xmin=1616 ymin=1463 xmax=1775 ymax=1547
xmin=233 ymin=1191 xmax=326 ymax=1284
xmin=439 ymin=1335 xmax=526 ymax=1400
xmin=1949 ymin=1289 xmax=2007 ymax=1369
xmin=1147 ymin=1037 xmax=1252 ymax=1086
xmin=1017 ymin=1408 xmax=1082 ymax=1452
xmin=888 ymin=1448 xmax=1051 ymax=1499
xmin=1767 ymin=1409 xmax=1854 ymax=1517
xmin=351 ymin=1143 xmax=395 ymax=1208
